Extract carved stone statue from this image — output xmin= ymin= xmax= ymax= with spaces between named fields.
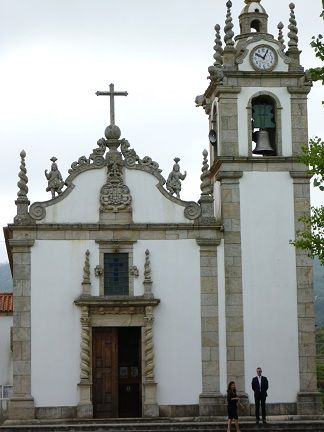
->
xmin=166 ymin=157 xmax=186 ymax=199
xmin=45 ymin=157 xmax=65 ymax=198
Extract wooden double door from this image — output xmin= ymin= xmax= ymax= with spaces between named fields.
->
xmin=92 ymin=327 xmax=142 ymax=418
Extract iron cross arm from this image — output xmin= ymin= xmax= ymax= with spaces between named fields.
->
xmin=95 ymin=83 xmax=128 ymax=126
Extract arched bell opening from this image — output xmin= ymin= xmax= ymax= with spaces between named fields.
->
xmin=250 ymin=19 xmax=261 ymax=32
xmin=209 ymin=102 xmax=218 ymax=162
xmin=251 ymin=95 xmax=277 ymax=156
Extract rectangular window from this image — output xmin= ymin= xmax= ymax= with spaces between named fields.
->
xmin=0 ymin=385 xmax=13 ymax=399
xmin=104 ymin=253 xmax=129 ymax=296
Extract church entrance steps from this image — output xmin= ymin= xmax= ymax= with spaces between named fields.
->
xmin=2 ymin=418 xmax=324 ymax=432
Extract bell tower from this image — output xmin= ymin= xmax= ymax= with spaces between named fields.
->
xmin=196 ymin=0 xmax=322 ymax=415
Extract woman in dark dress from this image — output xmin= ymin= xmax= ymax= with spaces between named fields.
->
xmin=227 ymin=381 xmax=241 ymax=432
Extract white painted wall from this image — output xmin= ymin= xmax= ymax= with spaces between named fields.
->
xmin=237 ymin=87 xmax=292 ymax=157
xmin=240 ymin=172 xmax=299 ymax=403
xmin=125 ymin=170 xmax=190 ymax=224
xmin=238 ymin=40 xmax=289 ymax=73
xmin=39 ymin=167 xmax=191 ymax=225
xmin=31 ymin=240 xmax=98 ymax=407
xmin=134 ymin=240 xmax=202 ymax=405
xmin=0 ymin=315 xmax=12 ymax=386
xmin=40 ymin=169 xmax=106 ymax=224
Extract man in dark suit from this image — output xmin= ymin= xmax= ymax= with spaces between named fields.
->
xmin=251 ymin=367 xmax=269 ymax=424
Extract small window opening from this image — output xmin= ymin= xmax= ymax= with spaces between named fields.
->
xmin=252 ymin=96 xmax=276 ymax=156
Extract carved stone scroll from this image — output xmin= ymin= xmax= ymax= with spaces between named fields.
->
xmin=80 ymin=306 xmax=91 ymax=381
xmin=77 ymin=305 xmax=93 ymax=418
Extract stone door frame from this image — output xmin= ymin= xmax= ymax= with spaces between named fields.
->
xmin=74 ymin=296 xmax=160 ymax=418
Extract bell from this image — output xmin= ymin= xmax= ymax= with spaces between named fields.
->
xmin=252 ymin=129 xmax=274 ymax=155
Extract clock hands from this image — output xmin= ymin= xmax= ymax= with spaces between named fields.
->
xmin=262 ymin=49 xmax=269 ymax=60
xmin=255 ymin=49 xmax=269 ymax=60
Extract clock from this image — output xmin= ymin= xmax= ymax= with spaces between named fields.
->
xmin=250 ymin=45 xmax=278 ymax=71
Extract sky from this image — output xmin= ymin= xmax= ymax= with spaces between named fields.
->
xmin=0 ymin=0 xmax=323 ymax=263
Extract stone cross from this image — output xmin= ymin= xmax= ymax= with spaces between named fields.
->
xmin=95 ymin=83 xmax=128 ymax=126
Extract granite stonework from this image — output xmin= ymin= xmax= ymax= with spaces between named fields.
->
xmin=291 ymin=172 xmax=322 ymax=414
xmin=8 ymin=239 xmax=35 ymax=420
xmin=197 ymin=239 xmax=224 ymax=416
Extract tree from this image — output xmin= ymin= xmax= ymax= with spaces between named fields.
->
xmin=293 ymin=2 xmax=324 ymax=264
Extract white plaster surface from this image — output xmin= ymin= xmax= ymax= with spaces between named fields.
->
xmin=134 ymin=240 xmax=202 ymax=404
xmin=125 ymin=170 xmax=190 ymax=224
xmin=31 ymin=240 xmax=98 ymax=407
xmin=39 ymin=169 xmax=106 ymax=224
xmin=38 ymin=167 xmax=192 ymax=225
xmin=237 ymin=87 xmax=292 ymax=156
xmin=0 ymin=315 xmax=13 ymax=386
xmin=240 ymin=172 xmax=299 ymax=403
xmin=238 ymin=40 xmax=289 ymax=73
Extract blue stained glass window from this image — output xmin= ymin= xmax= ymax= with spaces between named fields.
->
xmin=104 ymin=253 xmax=129 ymax=296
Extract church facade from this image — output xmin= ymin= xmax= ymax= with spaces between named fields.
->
xmin=4 ymin=0 xmax=322 ymax=421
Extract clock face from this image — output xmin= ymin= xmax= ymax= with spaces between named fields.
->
xmin=250 ymin=45 xmax=277 ymax=71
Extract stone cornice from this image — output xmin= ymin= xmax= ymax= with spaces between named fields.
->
xmin=9 ymin=239 xmax=35 ymax=248
xmin=75 ymin=295 xmax=160 ymax=309
xmin=210 ymin=156 xmax=302 ymax=177
xmin=215 ymin=86 xmax=241 ymax=97
xmin=287 ymin=86 xmax=312 ymax=95
xmin=95 ymin=239 xmax=137 ymax=245
xmin=196 ymin=239 xmax=221 ymax=247
xmin=7 ymin=222 xmax=221 ymax=232
xmin=290 ymin=171 xmax=312 ymax=180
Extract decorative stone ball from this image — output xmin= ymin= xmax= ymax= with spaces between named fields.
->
xmin=105 ymin=124 xmax=121 ymax=140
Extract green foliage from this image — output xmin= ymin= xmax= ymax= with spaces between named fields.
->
xmin=292 ymin=4 xmax=324 ymax=263
xmin=309 ymin=35 xmax=324 ymax=85
xmin=293 ymin=138 xmax=324 ymax=264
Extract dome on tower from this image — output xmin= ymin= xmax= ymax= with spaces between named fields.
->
xmin=237 ymin=0 xmax=269 ymax=38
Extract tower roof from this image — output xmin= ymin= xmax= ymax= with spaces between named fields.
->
xmin=241 ymin=0 xmax=266 ymax=15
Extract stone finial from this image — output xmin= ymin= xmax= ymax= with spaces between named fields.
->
xmin=213 ymin=24 xmax=223 ymax=67
xmin=143 ymin=249 xmax=153 ymax=298
xmin=16 ymin=150 xmax=29 ymax=202
xmin=82 ymin=250 xmax=91 ymax=296
xmin=287 ymin=3 xmax=299 ymax=49
xmin=200 ymin=150 xmax=213 ymax=198
xmin=82 ymin=250 xmax=90 ymax=284
xmin=14 ymin=150 xmax=33 ymax=224
xmin=224 ymin=1 xmax=234 ymax=48
xmin=198 ymin=150 xmax=215 ymax=224
xmin=45 ymin=156 xmax=65 ymax=199
xmin=166 ymin=157 xmax=187 ymax=199
xmin=144 ymin=249 xmax=152 ymax=283
xmin=277 ymin=22 xmax=286 ymax=51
